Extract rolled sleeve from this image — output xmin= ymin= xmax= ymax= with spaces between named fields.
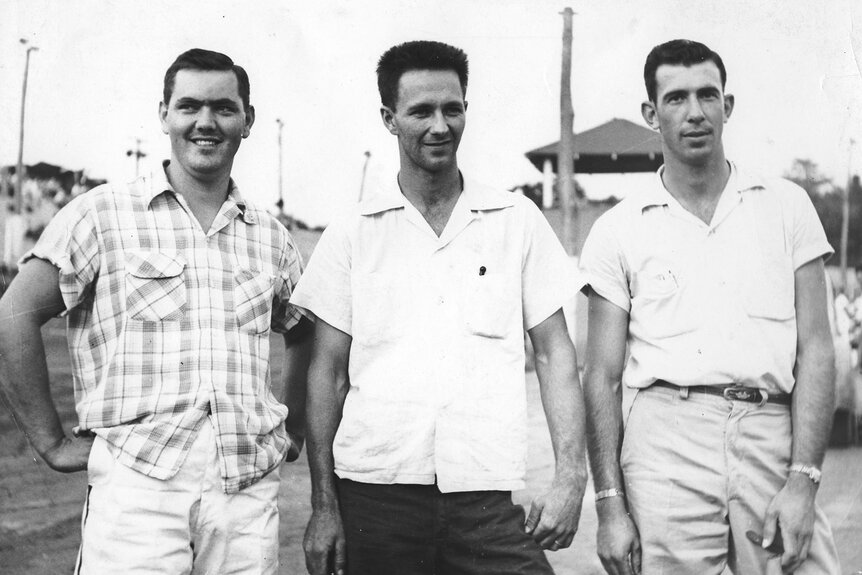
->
xmin=21 ymin=195 xmax=99 ymax=314
xmin=289 ymin=219 xmax=353 ymax=335
xmin=271 ymin=231 xmax=306 ymax=334
xmin=785 ymin=181 xmax=833 ymax=269
xmin=578 ymin=214 xmax=632 ymax=313
xmin=521 ymin=201 xmax=576 ymax=330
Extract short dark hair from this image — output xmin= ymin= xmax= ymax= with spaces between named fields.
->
xmin=644 ymin=39 xmax=726 ymax=102
xmin=376 ymin=41 xmax=469 ymax=110
xmin=163 ymin=48 xmax=251 ymax=111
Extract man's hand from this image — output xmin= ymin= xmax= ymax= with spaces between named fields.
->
xmin=525 ymin=474 xmax=587 ymax=551
xmin=41 ymin=435 xmax=94 ymax=473
xmin=285 ymin=430 xmax=304 ymax=463
xmin=762 ymin=474 xmax=817 ymax=573
xmin=303 ymin=506 xmax=347 ymax=575
xmin=596 ymin=499 xmax=641 ymax=575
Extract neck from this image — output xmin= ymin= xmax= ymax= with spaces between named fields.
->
xmin=165 ymin=160 xmax=232 ymax=210
xmin=661 ymin=150 xmax=730 ymax=203
xmin=397 ymin=162 xmax=462 ymax=210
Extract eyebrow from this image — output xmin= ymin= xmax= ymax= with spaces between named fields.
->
xmin=174 ymin=97 xmax=240 ymax=108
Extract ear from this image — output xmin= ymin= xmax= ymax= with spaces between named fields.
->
xmin=242 ymin=105 xmax=255 ymax=138
xmin=723 ymin=93 xmax=734 ymax=122
xmin=159 ymin=101 xmax=169 ymax=134
xmin=380 ymin=106 xmax=398 ymax=135
xmin=641 ymin=101 xmax=659 ymax=130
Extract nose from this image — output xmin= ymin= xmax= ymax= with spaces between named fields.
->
xmin=196 ymin=106 xmax=216 ymax=130
xmin=686 ymin=96 xmax=705 ymax=123
xmin=429 ymin=110 xmax=448 ymax=135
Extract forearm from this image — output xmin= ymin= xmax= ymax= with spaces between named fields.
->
xmin=282 ymin=333 xmax=312 ymax=442
xmin=790 ymin=337 xmax=835 ymax=469
xmin=583 ymin=363 xmax=625 ymax=493
xmin=0 ymin=316 xmax=65 ymax=456
xmin=534 ymin=343 xmax=587 ymax=484
xmin=306 ymin=359 xmax=348 ymax=509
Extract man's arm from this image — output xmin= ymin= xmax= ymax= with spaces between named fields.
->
xmin=762 ymin=258 xmax=835 ymax=572
xmin=0 ymin=258 xmax=93 ymax=472
xmin=302 ymin=318 xmax=351 ymax=575
xmin=524 ymin=308 xmax=588 ymax=551
xmin=281 ymin=315 xmax=313 ymax=462
xmin=582 ymin=291 xmax=641 ymax=575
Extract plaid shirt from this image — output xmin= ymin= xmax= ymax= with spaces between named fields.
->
xmin=24 ymin=166 xmax=304 ymax=493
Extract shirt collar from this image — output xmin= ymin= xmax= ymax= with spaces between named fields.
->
xmin=143 ymin=161 xmax=256 ymax=225
xmin=636 ymin=161 xmax=765 ymax=211
xmin=359 ymin=173 xmax=515 ymax=216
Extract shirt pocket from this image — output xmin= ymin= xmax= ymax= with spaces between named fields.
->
xmin=464 ymin=274 xmax=517 ymax=339
xmin=235 ymin=268 xmax=276 ymax=334
xmin=352 ymin=272 xmax=406 ymax=345
xmin=630 ymin=268 xmax=696 ymax=338
xmin=743 ymin=251 xmax=795 ymax=321
xmin=125 ymin=250 xmax=186 ymax=322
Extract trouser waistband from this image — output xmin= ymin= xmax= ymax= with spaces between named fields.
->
xmin=650 ymin=380 xmax=791 ymax=406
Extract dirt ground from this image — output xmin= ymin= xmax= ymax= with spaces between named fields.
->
xmin=2 ymin=319 xmax=862 ymax=574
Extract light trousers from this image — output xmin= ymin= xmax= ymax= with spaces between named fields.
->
xmin=75 ymin=419 xmax=281 ymax=574
xmin=622 ymin=386 xmax=839 ymax=574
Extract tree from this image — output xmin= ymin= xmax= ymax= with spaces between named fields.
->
xmin=785 ymin=159 xmax=862 ymax=269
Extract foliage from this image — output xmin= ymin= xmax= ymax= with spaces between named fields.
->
xmin=785 ymin=159 xmax=862 ymax=268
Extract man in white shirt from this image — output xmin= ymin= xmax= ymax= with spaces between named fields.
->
xmin=293 ymin=40 xmax=587 ymax=575
xmin=580 ymin=39 xmax=840 ymax=574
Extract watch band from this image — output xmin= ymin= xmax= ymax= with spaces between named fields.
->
xmin=595 ymin=488 xmax=625 ymax=502
xmin=789 ymin=463 xmax=822 ymax=484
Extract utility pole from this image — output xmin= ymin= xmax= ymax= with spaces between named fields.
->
xmin=15 ymin=39 xmax=38 ymax=214
xmin=358 ymin=150 xmax=371 ymax=202
xmin=275 ymin=118 xmax=285 ymax=214
xmin=841 ymin=138 xmax=855 ymax=291
xmin=558 ymin=7 xmax=576 ymax=254
xmin=126 ymin=138 xmax=147 ymax=178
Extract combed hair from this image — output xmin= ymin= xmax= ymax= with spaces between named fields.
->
xmin=376 ymin=40 xmax=469 ymax=109
xmin=643 ymin=39 xmax=726 ymax=102
xmin=163 ymin=48 xmax=251 ymax=111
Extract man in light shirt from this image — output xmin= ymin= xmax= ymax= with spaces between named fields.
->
xmin=0 ymin=49 xmax=311 ymax=574
xmin=293 ymin=40 xmax=587 ymax=575
xmin=580 ymin=39 xmax=840 ymax=574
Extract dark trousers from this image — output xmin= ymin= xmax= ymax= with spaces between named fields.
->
xmin=337 ymin=478 xmax=555 ymax=575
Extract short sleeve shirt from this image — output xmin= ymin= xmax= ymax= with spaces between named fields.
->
xmin=290 ymin=176 xmax=573 ymax=493
xmin=579 ymin=163 xmax=833 ymax=393
xmin=23 ymin=166 xmax=305 ymax=493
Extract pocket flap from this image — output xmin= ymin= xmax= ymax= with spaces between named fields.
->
xmin=125 ymin=250 xmax=185 ymax=279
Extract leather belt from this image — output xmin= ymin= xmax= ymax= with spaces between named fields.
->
xmin=651 ymin=380 xmax=792 ymax=406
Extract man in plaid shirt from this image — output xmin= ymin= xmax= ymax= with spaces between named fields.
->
xmin=0 ymin=49 xmax=312 ymax=574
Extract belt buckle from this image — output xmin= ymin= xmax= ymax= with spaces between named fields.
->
xmin=722 ymin=386 xmax=768 ymax=407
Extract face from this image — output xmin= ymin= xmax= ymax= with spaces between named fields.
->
xmin=641 ymin=61 xmax=733 ymax=167
xmin=159 ymin=69 xmax=254 ymax=182
xmin=381 ymin=69 xmax=466 ymax=174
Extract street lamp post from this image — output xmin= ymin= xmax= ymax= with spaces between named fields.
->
xmin=358 ymin=150 xmax=371 ymax=202
xmin=275 ymin=118 xmax=285 ymax=214
xmin=126 ymin=138 xmax=147 ymax=178
xmin=15 ymin=39 xmax=39 ymax=214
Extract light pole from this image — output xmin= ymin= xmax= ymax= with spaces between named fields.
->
xmin=358 ymin=150 xmax=371 ymax=202
xmin=126 ymin=138 xmax=147 ymax=178
xmin=275 ymin=118 xmax=285 ymax=214
xmin=15 ymin=39 xmax=39 ymax=214
xmin=841 ymin=138 xmax=855 ymax=291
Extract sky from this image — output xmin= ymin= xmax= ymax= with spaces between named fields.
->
xmin=1 ymin=0 xmax=860 ymax=227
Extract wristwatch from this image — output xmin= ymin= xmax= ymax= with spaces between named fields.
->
xmin=789 ymin=463 xmax=822 ymax=484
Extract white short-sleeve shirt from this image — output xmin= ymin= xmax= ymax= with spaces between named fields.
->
xmin=579 ymin=163 xmax=833 ymax=393
xmin=291 ymin=176 xmax=572 ymax=493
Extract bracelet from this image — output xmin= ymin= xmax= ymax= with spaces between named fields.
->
xmin=789 ymin=463 xmax=822 ymax=484
xmin=595 ymin=488 xmax=625 ymax=502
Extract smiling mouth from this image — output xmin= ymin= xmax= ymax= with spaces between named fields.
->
xmin=191 ymin=137 xmax=222 ymax=148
